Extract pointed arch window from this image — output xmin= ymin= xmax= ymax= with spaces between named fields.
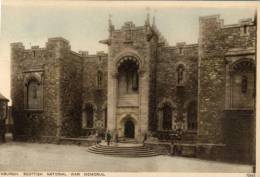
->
xmin=229 ymin=59 xmax=255 ymax=109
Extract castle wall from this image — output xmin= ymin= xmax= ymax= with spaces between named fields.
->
xmin=59 ymin=50 xmax=83 ymax=137
xmin=198 ymin=15 xmax=256 ymax=163
xmin=11 ymin=41 xmax=61 ymax=141
xmin=10 ymin=14 xmax=256 ymax=164
xmin=155 ymin=44 xmax=198 ymax=132
xmin=11 ymin=37 xmax=84 ymax=141
xmin=82 ymin=52 xmax=108 ymax=135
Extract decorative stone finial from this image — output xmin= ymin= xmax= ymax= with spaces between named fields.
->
xmin=108 ymin=14 xmax=114 ymax=35
xmin=145 ymin=7 xmax=151 ymax=26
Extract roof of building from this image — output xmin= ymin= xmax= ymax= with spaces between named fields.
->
xmin=0 ymin=92 xmax=9 ymax=101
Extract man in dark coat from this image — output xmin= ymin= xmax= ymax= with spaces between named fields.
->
xmin=106 ymin=131 xmax=112 ymax=146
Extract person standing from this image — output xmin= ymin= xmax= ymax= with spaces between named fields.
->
xmin=106 ymin=131 xmax=112 ymax=146
xmin=143 ymin=133 xmax=147 ymax=145
xmin=95 ymin=131 xmax=99 ymax=144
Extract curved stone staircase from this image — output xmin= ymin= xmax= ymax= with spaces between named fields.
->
xmin=87 ymin=143 xmax=160 ymax=157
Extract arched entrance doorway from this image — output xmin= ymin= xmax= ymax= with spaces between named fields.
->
xmin=124 ymin=120 xmax=135 ymax=138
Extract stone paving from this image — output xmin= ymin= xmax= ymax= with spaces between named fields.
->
xmin=0 ymin=142 xmax=253 ymax=172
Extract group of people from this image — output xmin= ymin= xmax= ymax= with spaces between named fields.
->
xmin=95 ymin=130 xmax=148 ymax=146
xmin=95 ymin=130 xmax=112 ymax=145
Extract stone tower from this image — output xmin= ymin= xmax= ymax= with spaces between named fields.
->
xmin=101 ymin=15 xmax=158 ymax=141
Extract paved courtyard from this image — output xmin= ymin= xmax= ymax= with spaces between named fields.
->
xmin=0 ymin=142 xmax=253 ymax=172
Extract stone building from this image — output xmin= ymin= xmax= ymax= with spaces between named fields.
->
xmin=11 ymin=14 xmax=256 ymax=163
xmin=0 ymin=92 xmax=9 ymax=142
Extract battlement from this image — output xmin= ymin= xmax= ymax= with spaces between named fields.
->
xmin=46 ymin=37 xmax=71 ymax=50
xmin=199 ymin=14 xmax=255 ymax=29
xmin=31 ymin=45 xmax=40 ymax=49
xmin=176 ymin=42 xmax=186 ymax=47
xmin=10 ymin=42 xmax=25 ymax=50
xmin=96 ymin=51 xmax=107 ymax=56
xmin=122 ymin=21 xmax=136 ymax=30
xmin=47 ymin=37 xmax=70 ymax=44
xmin=79 ymin=51 xmax=89 ymax=57
xmin=165 ymin=42 xmax=198 ymax=50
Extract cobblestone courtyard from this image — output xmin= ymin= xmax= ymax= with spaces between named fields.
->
xmin=0 ymin=142 xmax=253 ymax=172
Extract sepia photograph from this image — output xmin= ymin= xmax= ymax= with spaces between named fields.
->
xmin=0 ymin=0 xmax=258 ymax=175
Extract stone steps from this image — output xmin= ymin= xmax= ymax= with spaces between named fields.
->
xmin=87 ymin=144 xmax=160 ymax=157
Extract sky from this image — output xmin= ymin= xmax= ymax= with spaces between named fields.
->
xmin=0 ymin=1 xmax=256 ymax=104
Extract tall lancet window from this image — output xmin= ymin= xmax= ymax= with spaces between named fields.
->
xmin=241 ymin=75 xmax=248 ymax=94
xmin=230 ymin=59 xmax=255 ymax=108
xmin=97 ymin=71 xmax=103 ymax=88
xmin=118 ymin=58 xmax=139 ymax=95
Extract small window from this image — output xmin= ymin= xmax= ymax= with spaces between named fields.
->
xmin=179 ymin=47 xmax=183 ymax=54
xmin=243 ymin=25 xmax=247 ymax=34
xmin=241 ymin=25 xmax=249 ymax=36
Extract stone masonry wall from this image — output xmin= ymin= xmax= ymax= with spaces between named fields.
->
xmin=11 ymin=40 xmax=61 ymax=141
xmin=155 ymin=43 xmax=198 ymax=131
xmin=198 ymin=15 xmax=227 ymax=144
xmin=198 ymin=15 xmax=256 ymax=149
xmin=82 ymin=52 xmax=108 ymax=134
xmin=59 ymin=50 xmax=83 ymax=137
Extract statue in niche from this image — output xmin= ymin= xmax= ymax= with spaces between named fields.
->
xmin=177 ymin=65 xmax=185 ymax=85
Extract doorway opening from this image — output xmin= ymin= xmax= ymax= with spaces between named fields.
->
xmin=124 ymin=119 xmax=135 ymax=138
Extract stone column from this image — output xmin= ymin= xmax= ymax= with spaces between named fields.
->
xmin=107 ymin=72 xmax=117 ymax=133
xmin=225 ymin=62 xmax=231 ymax=109
xmin=139 ymin=69 xmax=149 ymax=142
